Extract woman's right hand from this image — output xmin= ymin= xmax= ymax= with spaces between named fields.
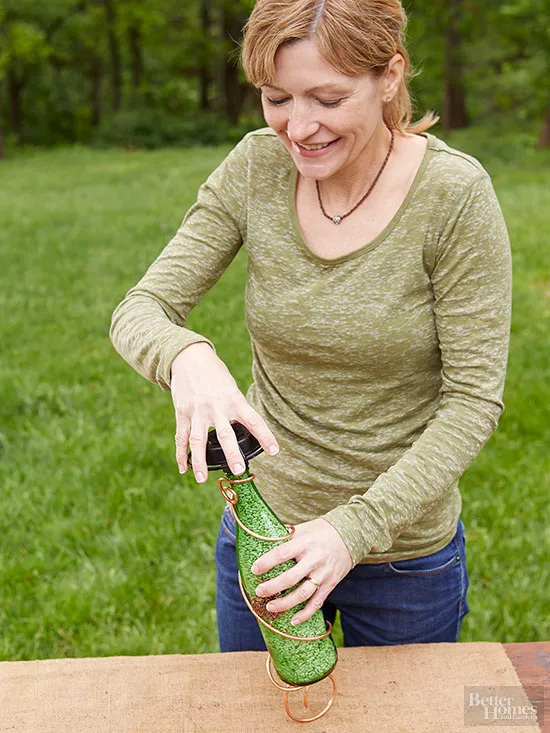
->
xmin=170 ymin=342 xmax=280 ymax=482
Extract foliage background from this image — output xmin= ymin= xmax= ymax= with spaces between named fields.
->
xmin=0 ymin=0 xmax=549 ymax=153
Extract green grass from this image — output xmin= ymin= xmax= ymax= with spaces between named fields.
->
xmin=0 ymin=127 xmax=548 ymax=661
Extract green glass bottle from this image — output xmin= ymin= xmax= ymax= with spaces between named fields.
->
xmin=199 ymin=423 xmax=338 ymax=687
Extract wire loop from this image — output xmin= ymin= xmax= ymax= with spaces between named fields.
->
xmin=266 ymin=655 xmax=337 ymax=723
xmin=218 ymin=476 xmax=295 ymax=541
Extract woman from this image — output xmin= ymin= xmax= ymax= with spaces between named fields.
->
xmin=110 ymin=0 xmax=511 ymax=651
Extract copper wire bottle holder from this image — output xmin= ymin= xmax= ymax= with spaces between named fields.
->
xmin=218 ymin=474 xmax=338 ymax=723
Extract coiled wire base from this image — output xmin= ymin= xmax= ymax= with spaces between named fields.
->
xmin=218 ymin=474 xmax=338 ymax=723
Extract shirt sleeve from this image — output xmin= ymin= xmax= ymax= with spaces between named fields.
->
xmin=109 ymin=135 xmax=250 ymax=391
xmin=321 ymin=172 xmax=513 ymax=566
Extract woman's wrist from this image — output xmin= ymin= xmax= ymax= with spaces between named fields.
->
xmin=170 ymin=341 xmax=215 ymax=379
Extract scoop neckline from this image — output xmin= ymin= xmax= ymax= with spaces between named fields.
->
xmin=287 ymin=131 xmax=435 ymax=265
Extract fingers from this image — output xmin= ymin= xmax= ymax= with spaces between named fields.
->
xmin=170 ymin=347 xmax=279 ymax=478
xmin=255 ymin=562 xmax=313 ymax=600
xmin=174 ymin=412 xmax=190 ymax=474
xmin=237 ymin=403 xmax=280 ymax=457
xmin=250 ymin=517 xmax=351 ymax=626
xmin=256 ymin=565 xmax=326 ymax=626
xmin=175 ymin=405 xmax=280 ymax=481
xmin=287 ymin=582 xmax=327 ymax=626
xmin=175 ymin=434 xmax=189 ymax=474
xmin=214 ymin=415 xmax=246 ymax=476
xmin=176 ymin=413 xmax=248 ymax=482
xmin=188 ymin=417 xmax=209 ymax=483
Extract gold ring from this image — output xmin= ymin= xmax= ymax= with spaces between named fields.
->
xmin=306 ymin=576 xmax=320 ymax=590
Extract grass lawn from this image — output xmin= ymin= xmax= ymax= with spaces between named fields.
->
xmin=0 ymin=125 xmax=548 ymax=661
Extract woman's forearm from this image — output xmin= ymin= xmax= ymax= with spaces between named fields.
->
xmin=109 ymin=288 xmax=215 ymax=391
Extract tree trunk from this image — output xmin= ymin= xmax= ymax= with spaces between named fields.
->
xmin=199 ymin=0 xmax=211 ymax=111
xmin=90 ymin=56 xmax=102 ymax=127
xmin=536 ymin=105 xmax=550 ymax=149
xmin=128 ymin=23 xmax=143 ymax=90
xmin=221 ymin=3 xmax=247 ymax=124
xmin=442 ymin=0 xmax=469 ymax=133
xmin=7 ymin=67 xmax=24 ymax=144
xmin=104 ymin=0 xmax=122 ymax=112
xmin=213 ymin=4 xmax=226 ymax=117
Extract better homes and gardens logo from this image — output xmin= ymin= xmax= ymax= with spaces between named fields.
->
xmin=464 ymin=686 xmax=543 ymax=727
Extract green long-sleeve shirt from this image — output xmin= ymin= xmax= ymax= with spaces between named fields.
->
xmin=109 ymin=128 xmax=512 ymax=566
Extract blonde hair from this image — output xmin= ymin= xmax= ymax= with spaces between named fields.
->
xmin=241 ymin=0 xmax=439 ymax=135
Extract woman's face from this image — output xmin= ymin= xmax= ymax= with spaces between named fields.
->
xmin=260 ymin=39 xmax=394 ymax=181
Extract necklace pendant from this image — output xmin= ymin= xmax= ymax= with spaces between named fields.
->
xmin=332 ymin=215 xmax=342 ymax=224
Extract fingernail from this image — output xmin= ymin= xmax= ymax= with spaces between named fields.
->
xmin=256 ymin=586 xmax=264 ymax=597
xmin=196 ymin=472 xmax=205 ymax=483
xmin=267 ymin=445 xmax=279 ymax=456
xmin=179 ymin=466 xmax=186 ymax=474
xmin=291 ymin=618 xmax=299 ymax=626
xmin=233 ymin=463 xmax=244 ymax=475
xmin=266 ymin=603 xmax=275 ymax=611
xmin=251 ymin=563 xmax=258 ymax=574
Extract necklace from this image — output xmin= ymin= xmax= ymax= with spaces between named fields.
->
xmin=315 ymin=127 xmax=395 ymax=225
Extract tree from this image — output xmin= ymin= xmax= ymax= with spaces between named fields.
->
xmin=103 ymin=0 xmax=121 ymax=111
xmin=1 ymin=2 xmax=51 ymax=143
xmin=499 ymin=0 xmax=550 ymax=147
xmin=0 ymin=0 xmax=93 ymax=145
xmin=0 ymin=1 xmax=7 ymax=157
xmin=407 ymin=0 xmax=470 ymax=132
xmin=198 ymin=0 xmax=211 ymax=110
xmin=219 ymin=0 xmax=250 ymax=124
xmin=2 ymin=0 xmax=544 ymax=150
xmin=441 ymin=0 xmax=469 ymax=132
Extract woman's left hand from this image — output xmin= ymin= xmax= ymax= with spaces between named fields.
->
xmin=251 ymin=517 xmax=354 ymax=627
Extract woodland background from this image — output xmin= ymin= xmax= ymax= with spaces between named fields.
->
xmin=1 ymin=0 xmax=550 ymax=156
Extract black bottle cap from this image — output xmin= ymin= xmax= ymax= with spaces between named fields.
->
xmin=187 ymin=422 xmax=264 ymax=471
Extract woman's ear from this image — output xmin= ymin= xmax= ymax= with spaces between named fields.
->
xmin=383 ymin=53 xmax=405 ymax=100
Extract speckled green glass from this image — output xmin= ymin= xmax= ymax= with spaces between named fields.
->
xmin=225 ymin=467 xmax=338 ymax=686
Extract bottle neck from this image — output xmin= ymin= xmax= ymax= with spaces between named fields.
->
xmin=224 ymin=465 xmax=257 ymax=502
xmin=223 ymin=465 xmax=270 ymax=519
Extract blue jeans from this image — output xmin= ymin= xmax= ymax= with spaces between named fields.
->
xmin=215 ymin=504 xmax=470 ymax=651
